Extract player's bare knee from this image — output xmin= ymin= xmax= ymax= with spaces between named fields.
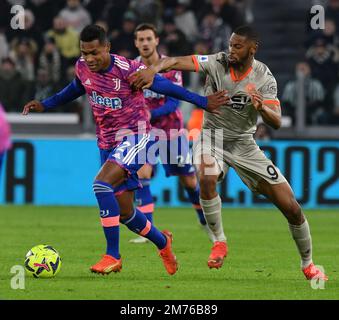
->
xmin=199 ymin=175 xmax=218 ymax=198
xmin=95 ymin=163 xmax=127 ymax=187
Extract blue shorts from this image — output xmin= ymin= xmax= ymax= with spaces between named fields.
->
xmin=158 ymin=134 xmax=195 ymax=177
xmin=99 ymin=133 xmax=159 ymax=194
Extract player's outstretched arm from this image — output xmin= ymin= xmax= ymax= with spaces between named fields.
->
xmin=150 ymin=74 xmax=229 ymax=114
xmin=130 ymin=56 xmax=196 ymax=90
xmin=22 ymin=78 xmax=86 ymax=115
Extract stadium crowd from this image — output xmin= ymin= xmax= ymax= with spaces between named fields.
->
xmin=0 ymin=0 xmax=249 ymax=119
xmin=282 ymin=0 xmax=339 ymax=125
xmin=0 ymin=0 xmax=338 ymax=127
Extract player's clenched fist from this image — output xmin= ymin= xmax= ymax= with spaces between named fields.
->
xmin=22 ymin=100 xmax=44 ymax=115
xmin=206 ymin=90 xmax=230 ymax=114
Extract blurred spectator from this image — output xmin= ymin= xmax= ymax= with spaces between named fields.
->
xmin=306 ymin=18 xmax=339 ymax=49
xmin=46 ymin=16 xmax=80 ymax=69
xmin=83 ymin=0 xmax=108 ymax=24
xmin=0 ymin=57 xmax=30 ymax=112
xmin=282 ymin=61 xmax=326 ymax=125
xmin=327 ymin=0 xmax=339 ymax=33
xmin=101 ymin=0 xmax=130 ymax=31
xmin=160 ymin=15 xmax=191 ymax=56
xmin=323 ymin=19 xmax=339 ymax=46
xmin=27 ymin=0 xmax=62 ymax=32
xmin=306 ymin=36 xmax=338 ymax=94
xmin=31 ymin=68 xmax=56 ymax=101
xmin=38 ymin=37 xmax=61 ymax=84
xmin=235 ymin=0 xmax=254 ymax=24
xmin=59 ymin=0 xmax=92 ymax=34
xmin=110 ymin=11 xmax=139 ymax=59
xmin=162 ymin=0 xmax=180 ymax=13
xmin=254 ymin=123 xmax=272 ymax=140
xmin=129 ymin=0 xmax=163 ymax=28
xmin=173 ymin=1 xmax=199 ymax=43
xmin=7 ymin=9 xmax=44 ymax=54
xmin=9 ymin=38 xmax=36 ymax=81
xmin=0 ymin=28 xmax=9 ymax=61
xmin=200 ymin=11 xmax=231 ymax=52
xmin=202 ymin=0 xmax=245 ymax=30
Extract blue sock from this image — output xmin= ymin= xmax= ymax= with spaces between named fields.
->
xmin=135 ymin=179 xmax=154 ymax=223
xmin=93 ymin=180 xmax=120 ymax=259
xmin=121 ymin=208 xmax=166 ymax=249
xmin=185 ymin=184 xmax=207 ymax=225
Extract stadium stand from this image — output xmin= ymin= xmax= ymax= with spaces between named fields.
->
xmin=0 ymin=0 xmax=338 ymax=137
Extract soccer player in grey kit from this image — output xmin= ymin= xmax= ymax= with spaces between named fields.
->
xmin=130 ymin=25 xmax=328 ymax=281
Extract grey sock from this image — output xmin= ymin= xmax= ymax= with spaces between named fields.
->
xmin=200 ymin=195 xmax=226 ymax=242
xmin=289 ymin=219 xmax=313 ymax=268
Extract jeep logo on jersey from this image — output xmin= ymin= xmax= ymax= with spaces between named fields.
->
xmin=90 ymin=91 xmax=122 ymax=110
xmin=228 ymin=93 xmax=251 ymax=110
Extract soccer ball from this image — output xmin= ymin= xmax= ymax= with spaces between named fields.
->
xmin=24 ymin=244 xmax=62 ymax=278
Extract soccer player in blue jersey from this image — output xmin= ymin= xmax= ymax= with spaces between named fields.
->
xmin=22 ymin=25 xmax=228 ymax=275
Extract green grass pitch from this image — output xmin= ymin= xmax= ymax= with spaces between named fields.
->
xmin=0 ymin=206 xmax=338 ymax=300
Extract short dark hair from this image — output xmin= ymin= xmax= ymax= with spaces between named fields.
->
xmin=80 ymin=24 xmax=107 ymax=44
xmin=233 ymin=25 xmax=259 ymax=44
xmin=134 ymin=23 xmax=158 ymax=39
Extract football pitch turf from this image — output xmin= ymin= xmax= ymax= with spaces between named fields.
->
xmin=0 ymin=206 xmax=338 ymax=300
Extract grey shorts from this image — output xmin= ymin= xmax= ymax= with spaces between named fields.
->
xmin=193 ymin=132 xmax=287 ymax=193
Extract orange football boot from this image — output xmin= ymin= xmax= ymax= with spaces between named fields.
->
xmin=159 ymin=230 xmax=178 ymax=275
xmin=302 ymin=263 xmax=328 ymax=281
xmin=90 ymin=254 xmax=122 ymax=274
xmin=208 ymin=241 xmax=228 ymax=269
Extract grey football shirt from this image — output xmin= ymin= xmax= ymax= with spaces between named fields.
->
xmin=192 ymin=52 xmax=280 ymax=141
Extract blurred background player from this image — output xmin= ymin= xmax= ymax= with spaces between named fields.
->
xmin=130 ymin=25 xmax=328 ymax=281
xmin=22 ymin=25 xmax=228 ymax=275
xmin=0 ymin=101 xmax=11 ymax=180
xmin=131 ymin=23 xmax=215 ymax=244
